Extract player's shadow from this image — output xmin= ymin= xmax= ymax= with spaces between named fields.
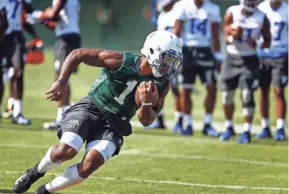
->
xmin=0 ymin=189 xmax=34 ymax=194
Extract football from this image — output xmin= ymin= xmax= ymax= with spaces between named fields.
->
xmin=135 ymin=82 xmax=159 ymax=108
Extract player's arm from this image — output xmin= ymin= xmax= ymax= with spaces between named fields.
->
xmin=224 ymin=11 xmax=242 ymax=44
xmin=0 ymin=7 xmax=8 ymax=41
xmin=45 ymin=48 xmax=123 ymax=101
xmin=138 ymin=81 xmax=170 ymax=126
xmin=173 ymin=20 xmax=184 ymax=37
xmin=212 ymin=22 xmax=221 ymax=53
xmin=260 ymin=16 xmax=271 ymax=49
xmin=41 ymin=0 xmax=67 ymax=21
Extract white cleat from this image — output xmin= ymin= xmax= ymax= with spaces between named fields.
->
xmin=43 ymin=121 xmax=59 ymax=130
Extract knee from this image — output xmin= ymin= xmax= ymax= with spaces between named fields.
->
xmin=222 ymin=90 xmax=234 ymax=105
xmin=51 ymin=144 xmax=78 ymax=162
xmin=274 ymin=88 xmax=284 ymax=98
xmin=241 ymin=88 xmax=255 ymax=107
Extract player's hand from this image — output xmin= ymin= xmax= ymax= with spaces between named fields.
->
xmin=26 ymin=10 xmax=43 ymax=25
xmin=231 ymin=24 xmax=243 ymax=40
xmin=248 ymin=37 xmax=257 ymax=49
xmin=137 ymin=81 xmax=157 ymax=104
xmin=45 ymin=80 xmax=65 ymax=101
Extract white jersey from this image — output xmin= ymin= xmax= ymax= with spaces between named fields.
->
xmin=226 ymin=5 xmax=265 ymax=56
xmin=5 ymin=0 xmax=23 ymax=34
xmin=0 ymin=0 xmax=6 ymax=9
xmin=258 ymin=1 xmax=288 ymax=58
xmin=173 ymin=0 xmax=221 ymax=47
xmin=53 ymin=0 xmax=80 ymax=37
xmin=157 ymin=10 xmax=176 ymax=32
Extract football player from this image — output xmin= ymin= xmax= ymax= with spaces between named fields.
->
xmin=27 ymin=0 xmax=81 ymax=130
xmin=256 ymin=0 xmax=288 ymax=141
xmin=0 ymin=0 xmax=8 ymax=41
xmin=13 ymin=30 xmax=182 ymax=194
xmin=219 ymin=0 xmax=271 ymax=143
xmin=173 ymin=0 xmax=222 ymax=136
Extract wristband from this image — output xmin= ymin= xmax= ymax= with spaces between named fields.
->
xmin=214 ymin=52 xmax=222 ymax=61
xmin=142 ymin=102 xmax=152 ymax=106
xmin=57 ymin=79 xmax=67 ymax=85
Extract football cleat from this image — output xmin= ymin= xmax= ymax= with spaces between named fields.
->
xmin=35 ymin=185 xmax=51 ymax=194
xmin=256 ymin=127 xmax=272 ymax=139
xmin=14 ymin=164 xmax=45 ymax=193
xmin=43 ymin=121 xmax=59 ymax=130
xmin=274 ymin=128 xmax=286 ymax=141
xmin=238 ymin=132 xmax=251 ymax=144
xmin=172 ymin=121 xmax=182 ymax=133
xmin=2 ymin=108 xmax=13 ymax=119
xmin=219 ymin=127 xmax=235 ymax=141
xmin=203 ymin=124 xmax=219 ymax=137
xmin=12 ymin=114 xmax=32 ymax=125
xmin=181 ymin=125 xmax=193 ymax=136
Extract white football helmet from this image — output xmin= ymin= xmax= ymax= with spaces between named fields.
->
xmin=141 ymin=30 xmax=183 ymax=80
xmin=240 ymin=0 xmax=259 ymax=12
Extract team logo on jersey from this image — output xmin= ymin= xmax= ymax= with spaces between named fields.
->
xmin=65 ymin=119 xmax=80 ymax=128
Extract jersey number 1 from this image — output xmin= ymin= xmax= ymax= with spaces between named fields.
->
xmin=114 ymin=81 xmax=138 ymax=105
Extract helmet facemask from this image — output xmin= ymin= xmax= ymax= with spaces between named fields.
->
xmin=240 ymin=0 xmax=259 ymax=13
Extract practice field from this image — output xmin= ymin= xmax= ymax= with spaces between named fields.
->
xmin=0 ymin=51 xmax=287 ymax=194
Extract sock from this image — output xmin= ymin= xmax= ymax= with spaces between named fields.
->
xmin=7 ymin=97 xmax=14 ymax=110
xmin=204 ymin=113 xmax=213 ymax=125
xmin=37 ymin=147 xmax=62 ymax=173
xmin=225 ymin=120 xmax=234 ymax=128
xmin=56 ymin=106 xmax=68 ymax=123
xmin=174 ymin=111 xmax=183 ymax=123
xmin=243 ymin=122 xmax=251 ymax=132
xmin=261 ymin=118 xmax=270 ymax=128
xmin=158 ymin=109 xmax=164 ymax=116
xmin=183 ymin=114 xmax=192 ymax=128
xmin=12 ymin=99 xmax=22 ymax=117
xmin=277 ymin=119 xmax=285 ymax=129
xmin=45 ymin=164 xmax=84 ymax=193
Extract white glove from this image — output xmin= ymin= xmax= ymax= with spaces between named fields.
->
xmin=26 ymin=10 xmax=43 ymax=25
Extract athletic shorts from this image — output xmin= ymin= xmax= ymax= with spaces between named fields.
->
xmin=259 ymin=57 xmax=288 ymax=88
xmin=0 ymin=31 xmax=25 ymax=69
xmin=54 ymin=33 xmax=81 ymax=73
xmin=182 ymin=46 xmax=217 ymax=87
xmin=57 ymin=97 xmax=129 ymax=156
xmin=221 ymin=53 xmax=260 ymax=91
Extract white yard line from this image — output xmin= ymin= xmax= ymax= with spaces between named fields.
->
xmin=1 ymin=170 xmax=288 ymax=191
xmin=0 ymin=144 xmax=286 ymax=167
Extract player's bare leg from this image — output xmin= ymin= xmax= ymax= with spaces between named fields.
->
xmin=274 ymin=87 xmax=286 ymax=140
xmin=11 ymin=64 xmax=31 ymax=125
xmin=219 ymin=90 xmax=235 ymax=141
xmin=257 ymin=86 xmax=272 ymax=139
xmin=43 ymin=73 xmax=70 ymax=130
xmin=13 ymin=143 xmax=78 ymax=193
xmin=203 ymin=84 xmax=219 ymax=137
xmin=172 ymin=87 xmax=183 ymax=133
xmin=181 ymin=87 xmax=193 ymax=135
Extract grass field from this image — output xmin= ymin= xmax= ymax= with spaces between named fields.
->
xmin=0 ymin=50 xmax=288 ymax=194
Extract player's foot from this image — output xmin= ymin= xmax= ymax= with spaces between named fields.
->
xmin=181 ymin=125 xmax=193 ymax=136
xmin=12 ymin=114 xmax=32 ymax=125
xmin=238 ymin=132 xmax=251 ymax=144
xmin=172 ymin=121 xmax=182 ymax=133
xmin=256 ymin=127 xmax=272 ymax=139
xmin=157 ymin=115 xmax=166 ymax=129
xmin=43 ymin=120 xmax=59 ymax=130
xmin=219 ymin=127 xmax=235 ymax=141
xmin=14 ymin=163 xmax=45 ymax=193
xmin=2 ymin=108 xmax=13 ymax=119
xmin=203 ymin=124 xmax=219 ymax=137
xmin=35 ymin=185 xmax=51 ymax=194
xmin=274 ymin=128 xmax=286 ymax=141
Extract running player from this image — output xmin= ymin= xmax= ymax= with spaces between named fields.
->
xmin=173 ymin=0 xmax=222 ymax=136
xmin=256 ymin=0 xmax=288 ymax=141
xmin=13 ymin=30 xmax=183 ymax=194
xmin=219 ymin=0 xmax=271 ymax=143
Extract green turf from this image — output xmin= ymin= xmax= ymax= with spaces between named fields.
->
xmin=0 ymin=50 xmax=287 ymax=194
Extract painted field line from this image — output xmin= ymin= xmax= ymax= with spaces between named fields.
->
xmin=0 ymin=144 xmax=286 ymax=167
xmin=2 ymin=171 xmax=288 ymax=192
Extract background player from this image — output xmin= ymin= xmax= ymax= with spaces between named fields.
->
xmin=173 ymin=0 xmax=222 ymax=136
xmin=220 ymin=0 xmax=271 ymax=143
xmin=0 ymin=0 xmax=8 ymax=41
xmin=13 ymin=30 xmax=182 ymax=194
xmin=28 ymin=0 xmax=81 ymax=130
xmin=257 ymin=0 xmax=288 ymax=141
xmin=0 ymin=0 xmax=33 ymax=125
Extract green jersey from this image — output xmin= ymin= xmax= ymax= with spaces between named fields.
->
xmin=88 ymin=52 xmax=167 ymax=121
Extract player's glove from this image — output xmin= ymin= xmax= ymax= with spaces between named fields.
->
xmin=26 ymin=10 xmax=44 ymax=25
